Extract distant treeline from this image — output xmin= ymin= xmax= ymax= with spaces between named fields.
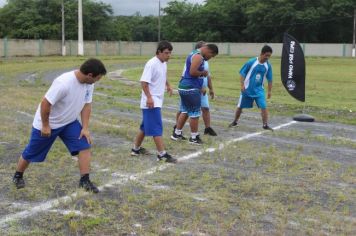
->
xmin=0 ymin=0 xmax=355 ymax=43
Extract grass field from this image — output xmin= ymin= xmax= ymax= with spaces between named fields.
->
xmin=0 ymin=56 xmax=355 ymax=235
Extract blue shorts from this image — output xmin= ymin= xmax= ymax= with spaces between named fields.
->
xmin=140 ymin=108 xmax=163 ymax=136
xmin=237 ymin=93 xmax=267 ymax=109
xmin=201 ymin=77 xmax=209 ymax=108
xmin=22 ymin=120 xmax=91 ymax=163
xmin=201 ymin=93 xmax=209 ymax=108
xmin=178 ymin=88 xmax=201 ymax=118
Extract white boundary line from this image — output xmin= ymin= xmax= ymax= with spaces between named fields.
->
xmin=0 ymin=121 xmax=297 ymax=227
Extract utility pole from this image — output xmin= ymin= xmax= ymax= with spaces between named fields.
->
xmin=61 ymin=0 xmax=66 ymax=56
xmin=352 ymin=8 xmax=355 ymax=58
xmin=78 ymin=0 xmax=84 ymax=56
xmin=158 ymin=0 xmax=161 ymax=42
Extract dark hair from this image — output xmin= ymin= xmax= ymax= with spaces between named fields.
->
xmin=156 ymin=40 xmax=173 ymax=55
xmin=206 ymin=44 xmax=219 ymax=55
xmin=261 ymin=45 xmax=273 ymax=54
xmin=195 ymin=41 xmax=206 ymax=49
xmin=80 ymin=58 xmax=107 ymax=76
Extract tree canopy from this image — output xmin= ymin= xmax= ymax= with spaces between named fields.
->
xmin=0 ymin=0 xmax=355 ymax=43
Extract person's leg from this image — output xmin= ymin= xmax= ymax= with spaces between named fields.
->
xmin=77 ymin=148 xmax=99 ymax=193
xmin=201 ymin=107 xmax=210 ymax=128
xmin=261 ymin=108 xmax=268 ymax=126
xmin=78 ymin=148 xmax=91 ymax=175
xmin=229 ymin=94 xmax=252 ymax=127
xmin=15 ymin=156 xmax=30 ymax=172
xmin=176 ymin=113 xmax=188 ymax=130
xmin=189 ymin=117 xmax=199 ymax=133
xmin=175 ymin=111 xmax=181 ymax=125
xmin=131 ymin=110 xmax=150 ymax=155
xmin=153 ymin=136 xmax=164 ymax=152
xmin=255 ymin=96 xmax=272 ymax=130
xmin=13 ymin=156 xmax=29 ymax=189
xmin=13 ymin=127 xmax=58 ymax=189
xmin=59 ymin=121 xmax=98 ymax=193
xmin=233 ymin=108 xmax=243 ymax=123
xmin=134 ymin=130 xmax=145 ymax=149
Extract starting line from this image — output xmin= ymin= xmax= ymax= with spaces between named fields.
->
xmin=0 ymin=120 xmax=297 ymax=227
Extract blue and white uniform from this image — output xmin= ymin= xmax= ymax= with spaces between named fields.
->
xmin=237 ymin=57 xmax=272 ymax=109
xmin=200 ymin=60 xmax=210 ymax=108
xmin=178 ymin=49 xmax=205 ymax=117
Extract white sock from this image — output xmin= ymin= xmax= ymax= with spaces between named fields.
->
xmin=133 ymin=145 xmax=140 ymax=150
xmin=191 ymin=132 xmax=198 ymax=139
xmin=175 ymin=129 xmax=182 ymax=135
xmin=158 ymin=150 xmax=167 ymax=157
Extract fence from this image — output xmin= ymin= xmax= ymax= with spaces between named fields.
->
xmin=1 ymin=38 xmax=354 ymax=58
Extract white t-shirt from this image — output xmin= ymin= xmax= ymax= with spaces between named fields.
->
xmin=32 ymin=71 xmax=94 ymax=130
xmin=140 ymin=56 xmax=167 ymax=109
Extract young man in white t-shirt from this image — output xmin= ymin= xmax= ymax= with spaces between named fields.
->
xmin=12 ymin=58 xmax=107 ymax=193
xmin=131 ymin=41 xmax=177 ymax=163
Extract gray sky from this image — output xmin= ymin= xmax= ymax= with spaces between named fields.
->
xmin=0 ymin=0 xmax=205 ymax=16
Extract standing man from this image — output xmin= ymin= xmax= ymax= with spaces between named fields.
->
xmin=229 ymin=45 xmax=274 ymax=130
xmin=12 ymin=58 xmax=107 ymax=193
xmin=172 ymin=41 xmax=217 ymax=139
xmin=131 ymin=40 xmax=177 ymax=163
xmin=172 ymin=43 xmax=219 ymax=145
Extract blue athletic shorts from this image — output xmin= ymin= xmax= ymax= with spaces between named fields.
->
xmin=201 ymin=77 xmax=209 ymax=108
xmin=201 ymin=93 xmax=209 ymax=108
xmin=22 ymin=120 xmax=91 ymax=163
xmin=140 ymin=108 xmax=163 ymax=136
xmin=237 ymin=93 xmax=267 ymax=109
xmin=178 ymin=88 xmax=201 ymax=118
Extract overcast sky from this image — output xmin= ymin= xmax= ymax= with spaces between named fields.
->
xmin=0 ymin=0 xmax=206 ymax=16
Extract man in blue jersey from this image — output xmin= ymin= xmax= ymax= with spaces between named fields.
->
xmin=173 ymin=43 xmax=219 ymax=145
xmin=229 ymin=45 xmax=274 ymax=130
xmin=172 ymin=41 xmax=217 ymax=139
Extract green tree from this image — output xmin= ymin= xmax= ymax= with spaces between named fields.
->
xmin=0 ymin=0 xmax=115 ymax=40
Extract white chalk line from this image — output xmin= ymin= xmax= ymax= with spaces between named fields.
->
xmin=0 ymin=118 xmax=296 ymax=227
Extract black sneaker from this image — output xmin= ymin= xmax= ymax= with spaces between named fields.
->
xmin=79 ymin=179 xmax=99 ymax=193
xmin=263 ymin=124 xmax=274 ymax=131
xmin=157 ymin=153 xmax=177 ymax=163
xmin=228 ymin=121 xmax=239 ymax=127
xmin=13 ymin=177 xmax=25 ymax=189
xmin=131 ymin=147 xmax=149 ymax=156
xmin=204 ymin=127 xmax=217 ymax=136
xmin=189 ymin=135 xmax=203 ymax=145
xmin=171 ymin=125 xmax=187 ymax=141
xmin=171 ymin=132 xmax=187 ymax=141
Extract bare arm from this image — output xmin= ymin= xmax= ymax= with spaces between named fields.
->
xmin=207 ymin=76 xmax=215 ymax=99
xmin=189 ymin=54 xmax=208 ymax=77
xmin=40 ymin=98 xmax=52 ymax=137
xmin=240 ymin=75 xmax=245 ymax=92
xmin=80 ymin=103 xmax=92 ymax=144
xmin=166 ymin=80 xmax=173 ymax=96
xmin=141 ymin=81 xmax=154 ymax=108
xmin=267 ymin=82 xmax=272 ymax=99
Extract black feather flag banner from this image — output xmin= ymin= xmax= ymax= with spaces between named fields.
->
xmin=281 ymin=33 xmax=305 ymax=102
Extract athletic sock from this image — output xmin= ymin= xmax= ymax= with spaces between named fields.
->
xmin=133 ymin=145 xmax=140 ymax=151
xmin=175 ymin=129 xmax=182 ymax=135
xmin=14 ymin=171 xmax=23 ymax=179
xmin=191 ymin=132 xmax=198 ymax=139
xmin=158 ymin=150 xmax=167 ymax=157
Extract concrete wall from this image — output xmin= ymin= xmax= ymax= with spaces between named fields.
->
xmin=1 ymin=38 xmax=355 ymax=58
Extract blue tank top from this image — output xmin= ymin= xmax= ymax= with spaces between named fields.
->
xmin=179 ymin=49 xmax=205 ymax=89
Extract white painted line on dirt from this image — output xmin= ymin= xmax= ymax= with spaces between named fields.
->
xmin=47 ymin=209 xmax=91 ymax=217
xmin=0 ymin=120 xmax=297 ymax=227
xmin=92 ymin=120 xmax=122 ymax=129
xmin=16 ymin=111 xmax=33 ymax=118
